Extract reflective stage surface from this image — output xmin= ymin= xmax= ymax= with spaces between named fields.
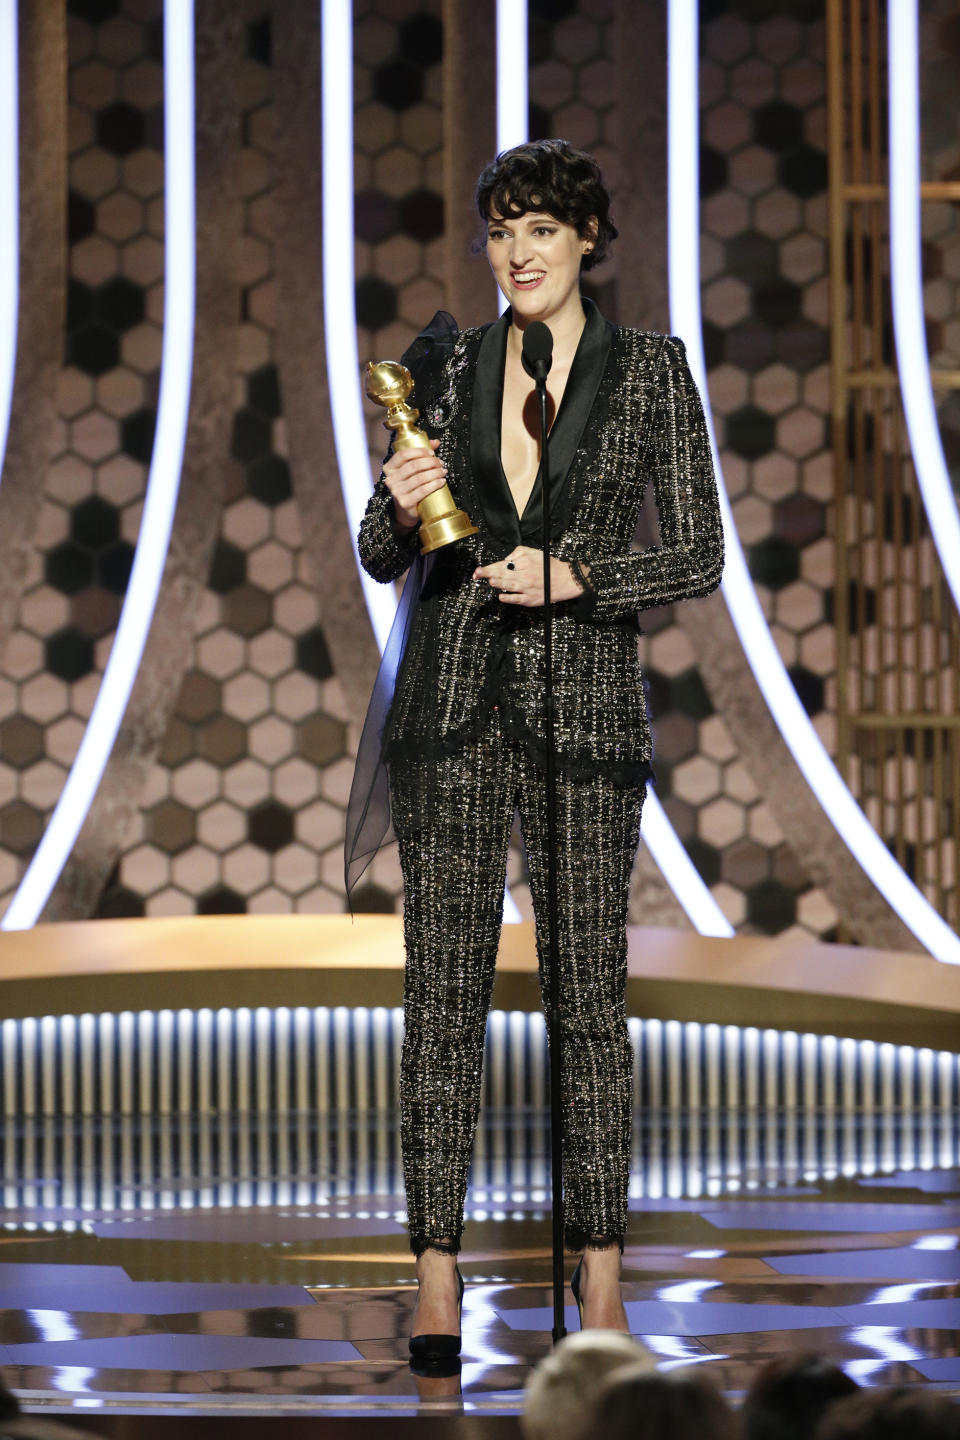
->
xmin=0 ymin=1103 xmax=958 ymax=1422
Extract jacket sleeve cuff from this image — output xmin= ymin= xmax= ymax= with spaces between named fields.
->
xmin=358 ymin=484 xmax=421 ymax=581
xmin=571 ymin=557 xmax=599 ymax=620
xmin=389 ymin=503 xmax=421 ymax=549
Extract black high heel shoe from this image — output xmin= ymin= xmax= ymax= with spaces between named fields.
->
xmin=570 ymin=1257 xmax=585 ymax=1330
xmin=409 ymin=1266 xmax=465 ymax=1363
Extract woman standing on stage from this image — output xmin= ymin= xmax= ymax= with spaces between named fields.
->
xmin=355 ymin=140 xmax=724 ymax=1354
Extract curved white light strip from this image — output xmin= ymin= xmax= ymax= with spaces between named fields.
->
xmin=318 ymin=18 xmax=520 ymax=926
xmin=0 ymin=0 xmax=17 ymax=482
xmin=667 ymin=0 xmax=960 ymax=964
xmin=888 ymin=0 xmax=960 ymax=616
xmin=495 ymin=0 xmax=528 ymax=316
xmin=320 ymin=0 xmax=396 ymax=656
xmin=2 ymin=0 xmax=197 ymax=931
xmin=641 ymin=794 xmax=732 ymax=937
xmin=492 ymin=0 xmax=731 ymax=937
xmin=322 ymin=4 xmax=517 ymax=915
xmin=496 ymin=0 xmax=527 ymax=157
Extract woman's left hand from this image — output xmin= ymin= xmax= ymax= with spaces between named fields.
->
xmin=474 ymin=547 xmax=586 ymax=606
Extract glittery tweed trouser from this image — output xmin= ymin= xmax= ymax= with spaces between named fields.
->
xmin=392 ymin=714 xmax=644 ymax=1258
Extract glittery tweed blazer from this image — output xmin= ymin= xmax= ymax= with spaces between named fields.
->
xmin=357 ymin=301 xmax=724 ymax=787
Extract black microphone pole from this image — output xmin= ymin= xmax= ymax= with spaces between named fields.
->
xmin=522 ymin=322 xmax=566 ymax=1345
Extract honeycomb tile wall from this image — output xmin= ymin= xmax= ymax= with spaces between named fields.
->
xmin=0 ymin=0 xmax=165 ymax=911
xmin=102 ymin=0 xmax=353 ymax=918
xmin=525 ymin=0 xmax=957 ymax=939
xmin=843 ymin=0 xmax=960 ymax=925
xmin=675 ymin=5 xmax=837 ymax=938
xmin=921 ymin=2 xmax=960 ymax=932
xmin=0 ymin=0 xmax=351 ymax=921
xmin=0 ymin=0 xmax=955 ymax=934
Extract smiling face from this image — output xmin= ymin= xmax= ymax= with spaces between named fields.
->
xmin=485 ymin=211 xmax=594 ymax=326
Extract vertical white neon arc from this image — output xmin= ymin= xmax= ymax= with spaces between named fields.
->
xmin=495 ymin=0 xmax=528 ymax=316
xmin=667 ymin=0 xmax=960 ymax=964
xmin=2 ymin=0 xmax=197 ymax=930
xmin=496 ymin=0 xmax=730 ymax=936
xmin=0 ymin=0 xmax=18 ymax=485
xmin=320 ymin=0 xmax=396 ymax=656
xmin=322 ymin=1 xmax=519 ymax=917
xmin=641 ymin=796 xmax=733 ymax=936
xmin=496 ymin=0 xmax=527 ymax=156
xmin=888 ymin=0 xmax=960 ymax=616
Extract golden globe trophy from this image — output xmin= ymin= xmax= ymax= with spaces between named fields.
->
xmin=365 ymin=360 xmax=478 ymax=555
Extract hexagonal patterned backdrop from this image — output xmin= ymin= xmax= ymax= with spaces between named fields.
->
xmin=646 ymin=5 xmax=839 ymax=939
xmin=0 ymin=0 xmax=956 ymax=935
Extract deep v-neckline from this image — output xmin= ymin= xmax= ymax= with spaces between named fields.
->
xmin=470 ymin=299 xmax=614 ymax=546
xmin=500 ymin=346 xmax=577 ymax=522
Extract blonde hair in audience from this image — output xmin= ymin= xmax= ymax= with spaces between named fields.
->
xmin=521 ymin=1331 xmax=654 ymax=1440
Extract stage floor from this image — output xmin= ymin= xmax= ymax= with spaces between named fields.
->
xmin=1 ymin=1108 xmax=958 ymax=1425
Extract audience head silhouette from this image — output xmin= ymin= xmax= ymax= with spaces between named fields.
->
xmin=744 ymin=1352 xmax=860 ymax=1440
xmin=595 ymin=1364 xmax=736 ymax=1440
xmin=521 ymin=1330 xmax=654 ymax=1440
xmin=815 ymin=1387 xmax=960 ymax=1440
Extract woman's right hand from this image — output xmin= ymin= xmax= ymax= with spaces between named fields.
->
xmin=382 ymin=440 xmax=448 ymax=532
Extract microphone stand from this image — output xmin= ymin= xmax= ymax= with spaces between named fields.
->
xmin=533 ymin=364 xmax=567 ymax=1345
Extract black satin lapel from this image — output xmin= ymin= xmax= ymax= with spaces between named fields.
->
xmin=470 ymin=312 xmax=521 ymax=547
xmin=520 ymin=299 xmax=613 ymax=543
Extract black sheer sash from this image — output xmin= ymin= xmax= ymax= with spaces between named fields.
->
xmin=343 ymin=312 xmax=456 ymax=904
xmin=344 ymin=549 xmax=431 ymax=899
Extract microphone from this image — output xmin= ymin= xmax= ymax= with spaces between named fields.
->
xmin=521 ymin=321 xmax=553 ymax=383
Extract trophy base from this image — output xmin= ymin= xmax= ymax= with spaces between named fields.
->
xmin=419 ymin=512 xmax=479 ymax=554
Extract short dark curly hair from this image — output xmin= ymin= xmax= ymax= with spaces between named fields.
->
xmin=475 ymin=139 xmax=617 ymax=271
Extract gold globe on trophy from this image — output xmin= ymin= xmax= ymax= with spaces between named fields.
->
xmin=365 ymin=360 xmax=478 ymax=555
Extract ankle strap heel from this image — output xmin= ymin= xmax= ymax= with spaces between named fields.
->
xmin=409 ymin=1266 xmax=465 ymax=1363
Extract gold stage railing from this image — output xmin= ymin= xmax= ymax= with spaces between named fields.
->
xmin=827 ymin=0 xmax=960 ymax=934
